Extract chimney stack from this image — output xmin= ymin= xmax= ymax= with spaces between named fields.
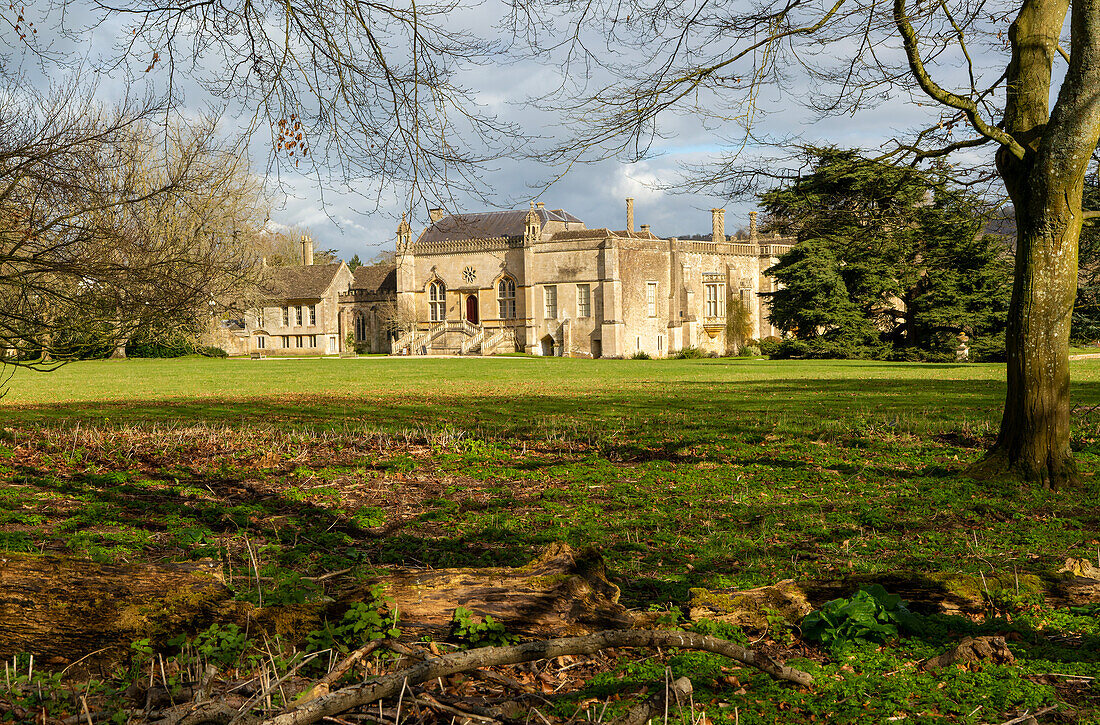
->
xmin=536 ymin=202 xmax=545 ymax=210
xmin=711 ymin=208 xmax=725 ymax=243
xmin=749 ymin=211 xmax=758 ymax=242
xmin=626 ymin=198 xmax=635 ymax=232
xmin=301 ymin=235 xmax=314 ymax=266
xmin=640 ymin=224 xmax=650 ymax=234
xmin=428 ymin=208 xmax=445 ymax=223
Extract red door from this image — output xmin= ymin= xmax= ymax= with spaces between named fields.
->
xmin=465 ymin=295 xmax=479 ymax=325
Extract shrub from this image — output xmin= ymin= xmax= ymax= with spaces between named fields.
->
xmin=631 ymin=350 xmax=652 ymax=360
xmin=737 ymin=345 xmax=761 ymax=357
xmin=198 ymin=345 xmax=228 ymax=358
xmin=758 ymin=337 xmax=782 ymax=357
xmin=674 ymin=346 xmax=706 ymax=359
xmin=127 ymin=335 xmax=194 ymax=358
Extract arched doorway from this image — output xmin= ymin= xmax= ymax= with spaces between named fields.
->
xmin=465 ymin=295 xmax=479 ymax=325
xmin=540 ymin=334 xmax=555 ymax=357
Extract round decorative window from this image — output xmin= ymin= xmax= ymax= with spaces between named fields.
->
xmin=463 ymin=265 xmax=477 ymax=283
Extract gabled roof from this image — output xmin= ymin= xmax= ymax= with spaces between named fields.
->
xmin=350 ymin=262 xmax=397 ymax=293
xmin=418 ymin=208 xmax=584 ymax=244
xmin=262 ymin=263 xmax=344 ymax=300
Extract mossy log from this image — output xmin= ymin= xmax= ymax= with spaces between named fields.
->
xmin=0 ymin=544 xmax=631 ymax=671
xmin=0 ymin=555 xmax=234 ymax=670
xmin=689 ymin=560 xmax=1100 ymax=628
xmin=339 ymin=543 xmax=633 ymax=637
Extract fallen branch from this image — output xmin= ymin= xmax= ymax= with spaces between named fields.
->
xmin=268 ymin=629 xmax=813 ymax=725
xmin=999 ymin=706 xmax=1057 ymax=725
xmin=160 ymin=628 xmax=811 ymax=724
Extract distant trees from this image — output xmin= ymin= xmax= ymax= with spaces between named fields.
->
xmin=0 ymin=83 xmax=266 ymax=367
xmin=1073 ymin=158 xmax=1100 ymax=343
xmin=762 ymin=150 xmax=1012 ymax=361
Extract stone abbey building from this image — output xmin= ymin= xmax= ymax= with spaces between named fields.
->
xmin=223 ymin=201 xmax=793 ymax=357
xmin=381 ymin=200 xmax=793 ymax=357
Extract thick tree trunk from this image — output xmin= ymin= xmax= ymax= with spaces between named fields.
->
xmin=970 ymin=178 xmax=1081 ymax=488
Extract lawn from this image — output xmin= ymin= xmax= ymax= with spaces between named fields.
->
xmin=3 ymin=356 xmax=1100 ymax=723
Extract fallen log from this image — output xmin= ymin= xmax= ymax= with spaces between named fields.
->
xmin=0 ymin=544 xmax=631 ymax=671
xmin=0 ymin=554 xmax=233 ymax=670
xmin=158 ymin=630 xmax=815 ymax=725
xmin=338 ymin=542 xmax=633 ymax=637
xmin=689 ymin=560 xmax=1100 ymax=627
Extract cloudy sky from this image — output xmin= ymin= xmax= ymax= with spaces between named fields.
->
xmin=8 ymin=0 xmax=1013 ymax=261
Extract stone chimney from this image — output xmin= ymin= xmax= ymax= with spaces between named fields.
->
xmin=749 ymin=211 xmax=758 ymax=243
xmin=536 ymin=202 xmax=545 ymax=210
xmin=428 ymin=208 xmax=445 ymax=223
xmin=301 ymin=235 xmax=314 ymax=266
xmin=640 ymin=224 xmax=650 ymax=234
xmin=626 ymin=198 xmax=635 ymax=232
xmin=711 ymin=209 xmax=725 ymax=244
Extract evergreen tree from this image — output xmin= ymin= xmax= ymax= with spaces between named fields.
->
xmin=762 ymin=149 xmax=1011 ymax=360
xmin=347 ymin=254 xmax=363 ymax=271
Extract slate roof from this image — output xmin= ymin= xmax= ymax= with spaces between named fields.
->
xmin=418 ymin=208 xmax=584 ymax=244
xmin=262 ymin=263 xmax=344 ymax=300
xmin=548 ymin=228 xmax=662 ymax=241
xmin=350 ymin=263 xmax=397 ymax=293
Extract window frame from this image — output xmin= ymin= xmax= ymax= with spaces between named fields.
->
xmin=429 ymin=280 xmax=446 ymax=322
xmin=497 ymin=277 xmax=516 ymax=320
xmin=646 ymin=282 xmax=658 ymax=317
xmin=705 ymin=283 xmax=723 ymax=318
xmin=308 ymin=304 xmax=317 ymax=325
xmin=544 ymin=285 xmax=557 ymax=319
xmin=577 ymin=284 xmax=591 ymax=317
xmin=295 ymin=305 xmax=303 ymax=326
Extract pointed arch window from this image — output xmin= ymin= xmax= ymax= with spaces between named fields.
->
xmin=497 ymin=277 xmax=516 ymax=319
xmin=429 ymin=280 xmax=446 ymax=322
xmin=355 ymin=312 xmax=368 ymax=342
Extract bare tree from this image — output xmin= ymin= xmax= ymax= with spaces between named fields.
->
xmin=42 ymin=0 xmax=525 ymax=212
xmin=0 ymin=80 xmax=266 ymax=371
xmin=527 ymin=0 xmax=1100 ymax=488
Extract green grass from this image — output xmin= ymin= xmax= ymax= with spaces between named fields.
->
xmin=4 ymin=356 xmax=1100 ymax=722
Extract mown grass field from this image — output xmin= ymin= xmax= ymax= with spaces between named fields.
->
xmin=4 ymin=356 xmax=1100 ymax=723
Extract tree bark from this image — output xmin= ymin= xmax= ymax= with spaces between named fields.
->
xmin=969 ymin=184 xmax=1080 ymax=488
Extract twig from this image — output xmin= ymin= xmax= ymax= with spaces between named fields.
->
xmin=304 ymin=568 xmax=353 ymax=583
xmin=412 ymin=692 xmax=501 ymax=723
xmin=999 ymin=706 xmax=1057 ymax=725
xmin=1036 ymin=673 xmax=1095 ymax=680
xmin=224 ymin=651 xmax=324 ymax=725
